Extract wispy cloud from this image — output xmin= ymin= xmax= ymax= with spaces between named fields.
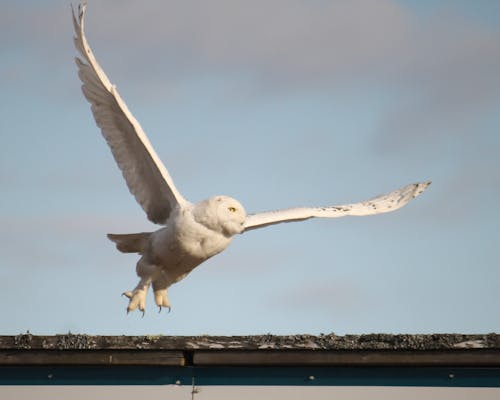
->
xmin=273 ymin=278 xmax=365 ymax=313
xmin=82 ymin=0 xmax=412 ymax=85
xmin=76 ymin=1 xmax=500 ymax=89
xmin=374 ymin=12 xmax=500 ymax=149
xmin=5 ymin=1 xmax=499 ymax=125
xmin=79 ymin=0 xmax=500 ymax=151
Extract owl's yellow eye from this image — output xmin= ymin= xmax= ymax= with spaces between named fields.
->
xmin=228 ymin=207 xmax=236 ymax=212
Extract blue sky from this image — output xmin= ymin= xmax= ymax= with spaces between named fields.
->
xmin=1 ymin=0 xmax=499 ymax=336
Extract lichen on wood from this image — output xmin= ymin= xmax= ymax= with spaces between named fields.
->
xmin=2 ymin=333 xmax=499 ymax=351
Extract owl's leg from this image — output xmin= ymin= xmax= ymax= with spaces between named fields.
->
xmin=123 ymin=280 xmax=150 ymax=315
xmin=122 ymin=258 xmax=159 ymax=315
xmin=152 ymin=272 xmax=171 ymax=313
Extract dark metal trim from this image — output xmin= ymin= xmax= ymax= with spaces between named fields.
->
xmin=0 ymin=365 xmax=499 ymax=387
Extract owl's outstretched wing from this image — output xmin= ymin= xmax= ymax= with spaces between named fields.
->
xmin=72 ymin=1 xmax=188 ymax=224
xmin=243 ymin=181 xmax=430 ymax=232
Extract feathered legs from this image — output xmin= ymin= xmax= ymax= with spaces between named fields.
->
xmin=123 ymin=258 xmax=158 ymax=315
xmin=122 ymin=258 xmax=171 ymax=314
xmin=152 ymin=271 xmax=171 ymax=313
xmin=123 ymin=281 xmax=150 ymax=315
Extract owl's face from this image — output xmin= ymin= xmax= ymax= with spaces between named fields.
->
xmin=193 ymin=195 xmax=247 ymax=236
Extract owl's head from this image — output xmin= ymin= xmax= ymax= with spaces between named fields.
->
xmin=193 ymin=195 xmax=247 ymax=236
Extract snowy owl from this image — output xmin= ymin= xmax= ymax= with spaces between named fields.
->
xmin=72 ymin=2 xmax=430 ymax=314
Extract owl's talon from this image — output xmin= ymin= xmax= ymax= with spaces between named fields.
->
xmin=123 ymin=286 xmax=148 ymax=314
xmin=154 ymin=288 xmax=171 ymax=312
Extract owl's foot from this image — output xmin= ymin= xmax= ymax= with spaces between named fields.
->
xmin=154 ymin=288 xmax=171 ymax=313
xmin=123 ymin=287 xmax=148 ymax=315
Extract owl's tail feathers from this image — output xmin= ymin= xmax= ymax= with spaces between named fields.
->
xmin=107 ymin=232 xmax=152 ymax=254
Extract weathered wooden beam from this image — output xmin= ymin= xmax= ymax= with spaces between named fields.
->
xmin=193 ymin=349 xmax=500 ymax=367
xmin=1 ymin=334 xmax=499 ymax=367
xmin=3 ymin=333 xmax=499 ymax=351
xmin=0 ymin=350 xmax=185 ymax=366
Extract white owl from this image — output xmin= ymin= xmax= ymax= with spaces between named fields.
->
xmin=72 ymin=2 xmax=430 ymax=314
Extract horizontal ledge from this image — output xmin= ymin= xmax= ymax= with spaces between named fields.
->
xmin=193 ymin=349 xmax=500 ymax=367
xmin=3 ymin=349 xmax=500 ymax=367
xmin=0 ymin=350 xmax=185 ymax=366
xmin=3 ymin=334 xmax=499 ymax=352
